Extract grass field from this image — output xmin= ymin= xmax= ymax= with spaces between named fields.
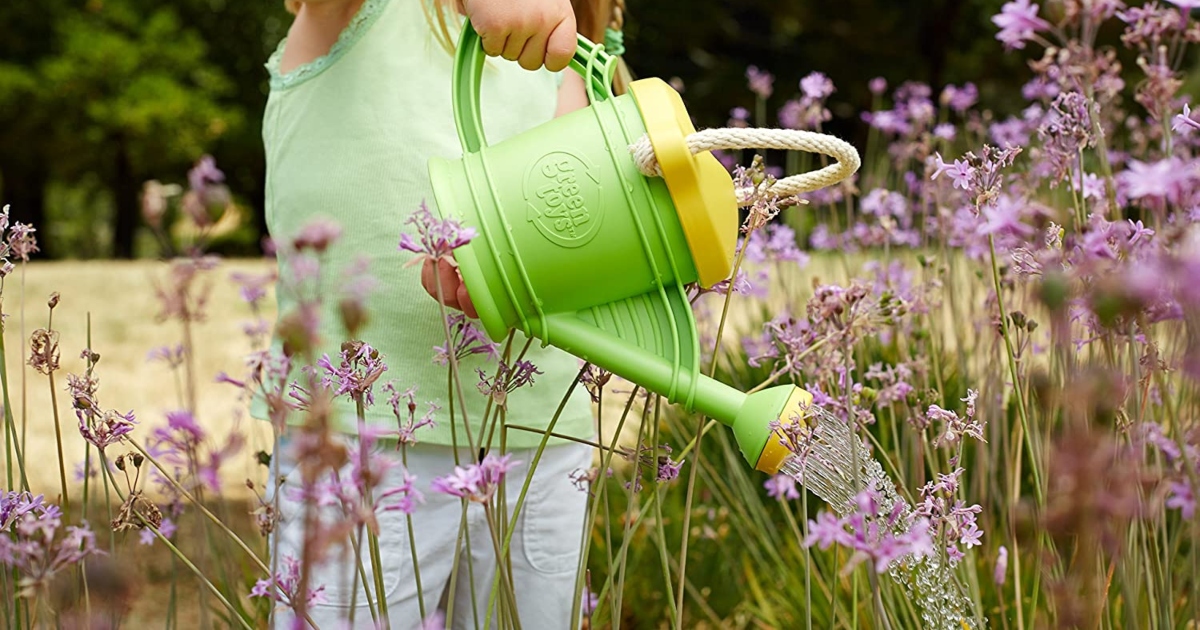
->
xmin=0 ymin=258 xmax=276 ymax=500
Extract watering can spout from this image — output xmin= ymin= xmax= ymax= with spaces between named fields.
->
xmin=540 ymin=309 xmax=811 ymax=474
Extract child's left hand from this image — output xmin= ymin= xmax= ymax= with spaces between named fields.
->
xmin=421 ymin=256 xmax=479 ymax=319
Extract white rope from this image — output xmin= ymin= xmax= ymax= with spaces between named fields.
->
xmin=630 ymin=127 xmax=860 ymax=206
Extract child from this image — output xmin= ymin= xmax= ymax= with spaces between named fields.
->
xmin=262 ymin=0 xmax=619 ymax=627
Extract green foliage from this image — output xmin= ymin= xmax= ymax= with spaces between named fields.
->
xmin=0 ymin=0 xmax=287 ymax=258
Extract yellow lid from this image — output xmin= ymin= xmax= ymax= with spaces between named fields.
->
xmin=755 ymin=387 xmax=814 ymax=475
xmin=629 ymin=79 xmax=736 ymax=288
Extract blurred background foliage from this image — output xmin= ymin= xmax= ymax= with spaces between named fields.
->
xmin=2 ymin=0 xmax=1031 ymax=259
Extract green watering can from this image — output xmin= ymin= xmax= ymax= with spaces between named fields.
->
xmin=428 ymin=26 xmax=823 ymax=475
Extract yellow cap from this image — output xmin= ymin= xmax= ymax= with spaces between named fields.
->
xmin=629 ymin=78 xmax=737 ymax=288
xmin=754 ymin=388 xmax=815 ymax=474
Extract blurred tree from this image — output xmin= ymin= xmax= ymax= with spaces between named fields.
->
xmin=40 ymin=1 xmax=240 ymax=258
xmin=0 ymin=1 xmax=287 ymax=259
xmin=0 ymin=1 xmax=72 ymax=244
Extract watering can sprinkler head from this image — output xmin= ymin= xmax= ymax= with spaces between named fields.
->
xmin=428 ymin=24 xmax=856 ymax=475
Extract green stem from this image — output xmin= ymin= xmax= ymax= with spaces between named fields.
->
xmin=674 ymin=234 xmax=752 ymax=627
xmin=0 ymin=302 xmax=31 ymax=491
xmin=401 ymin=445 xmax=427 ymax=620
xmin=48 ymin=371 xmax=69 ymax=514
xmin=145 ymin=523 xmax=254 ymax=630
xmin=986 ymin=235 xmax=1043 ymax=502
xmin=128 ymin=440 xmax=270 ymax=573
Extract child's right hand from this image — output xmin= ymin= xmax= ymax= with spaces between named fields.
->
xmin=461 ymin=0 xmax=577 ymax=72
xmin=421 ymin=256 xmax=480 ymax=319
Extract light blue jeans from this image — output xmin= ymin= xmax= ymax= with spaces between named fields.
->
xmin=268 ymin=437 xmax=593 ymax=630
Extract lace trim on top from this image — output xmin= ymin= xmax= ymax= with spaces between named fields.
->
xmin=266 ymin=0 xmax=391 ymax=91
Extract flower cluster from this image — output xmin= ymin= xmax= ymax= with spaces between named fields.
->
xmin=250 ymin=554 xmax=327 ymax=608
xmin=148 ymin=409 xmax=244 ymax=497
xmin=398 ymin=202 xmax=478 ymax=261
xmin=476 ymin=359 xmax=542 ymax=408
xmin=434 ymin=313 xmax=499 ymax=366
xmin=430 ymin=453 xmax=521 ymax=503
xmin=0 ymin=204 xmax=40 ymax=276
xmin=914 ymin=468 xmax=985 ymax=564
xmin=0 ymin=492 xmax=99 ymax=598
xmin=313 ymin=340 xmax=389 ymax=407
xmin=804 ymin=483 xmax=935 ymax=574
xmin=928 ymin=389 xmax=985 ymax=448
xmin=384 ymin=382 xmax=437 ymax=446
xmin=779 ymin=72 xmax=835 ymax=131
xmin=67 ymin=356 xmax=137 ymax=452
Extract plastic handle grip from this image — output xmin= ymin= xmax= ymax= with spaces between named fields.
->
xmin=452 ymin=22 xmax=619 ymax=153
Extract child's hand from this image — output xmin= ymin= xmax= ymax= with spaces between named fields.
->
xmin=461 ymin=0 xmax=577 ymax=72
xmin=421 ymin=256 xmax=480 ymax=319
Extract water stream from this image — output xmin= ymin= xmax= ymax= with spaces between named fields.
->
xmin=779 ymin=405 xmax=981 ymax=629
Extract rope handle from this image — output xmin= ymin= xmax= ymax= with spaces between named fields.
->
xmin=630 ymin=128 xmax=861 ymax=206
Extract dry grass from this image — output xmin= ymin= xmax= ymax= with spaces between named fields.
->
xmin=0 ymin=258 xmax=276 ymax=501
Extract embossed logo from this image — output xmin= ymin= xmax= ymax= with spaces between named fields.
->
xmin=524 ymin=151 xmax=602 ymax=248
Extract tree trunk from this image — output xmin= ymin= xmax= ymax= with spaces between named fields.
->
xmin=0 ymin=157 xmax=48 ymax=258
xmin=111 ymin=135 xmax=138 ymax=259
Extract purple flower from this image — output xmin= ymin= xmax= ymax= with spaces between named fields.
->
xmin=77 ymin=408 xmax=137 ymax=452
xmin=931 ymin=153 xmax=974 ymax=190
xmin=804 ymin=484 xmax=935 ymax=574
xmin=291 ymin=219 xmax=342 ymax=254
xmin=384 ymin=382 xmax=436 ymax=446
xmin=977 ymin=195 xmax=1036 ymax=240
xmin=928 ymin=392 xmax=986 ymax=447
xmin=800 ymin=72 xmax=835 ymax=100
xmin=398 ymin=202 xmax=476 ymax=260
xmin=230 ymin=271 xmax=275 ymax=306
xmin=430 ymin=465 xmax=483 ymax=499
xmin=149 ymin=410 xmax=244 ymax=495
xmin=868 ymin=77 xmax=887 ymax=96
xmin=655 ymin=456 xmax=682 ymax=483
xmin=7 ymin=222 xmax=38 ymax=262
xmin=188 ymin=155 xmax=224 ymax=195
xmin=434 ymin=314 xmax=499 ymax=366
xmin=422 ymin=611 xmax=447 ymax=630
xmin=0 ymin=495 xmax=100 ymax=597
xmin=1168 ymin=0 xmax=1200 ymax=9
xmin=250 ymin=554 xmax=326 ymax=608
xmin=1127 ymin=220 xmax=1155 ymax=247
xmin=184 ymin=156 xmax=231 ymax=226
xmin=941 ymin=83 xmax=979 ymax=113
xmin=1119 ymin=158 xmax=1192 ymax=205
xmin=476 ymin=360 xmax=543 ymax=407
xmin=1167 ymin=479 xmax=1196 ymax=519
xmin=992 ymin=0 xmax=1051 ymax=50
xmin=994 ymin=545 xmax=1009 ymax=585
xmin=138 ymin=517 xmax=176 ymax=546
xmin=746 ymin=65 xmax=774 ymax=100
xmin=1172 ymin=103 xmax=1200 ymax=135
xmin=581 ymin=587 xmax=599 ymax=616
xmin=430 ymin=453 xmax=521 ymax=503
xmin=764 ymin=474 xmax=801 ymax=500
xmin=146 ymin=344 xmax=186 ymax=368
xmin=314 ymin=341 xmax=388 ymax=407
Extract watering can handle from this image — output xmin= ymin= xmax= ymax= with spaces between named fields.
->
xmin=452 ymin=23 xmax=619 ymax=154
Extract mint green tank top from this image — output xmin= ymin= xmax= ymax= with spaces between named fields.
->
xmin=261 ymin=0 xmax=594 ymax=447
